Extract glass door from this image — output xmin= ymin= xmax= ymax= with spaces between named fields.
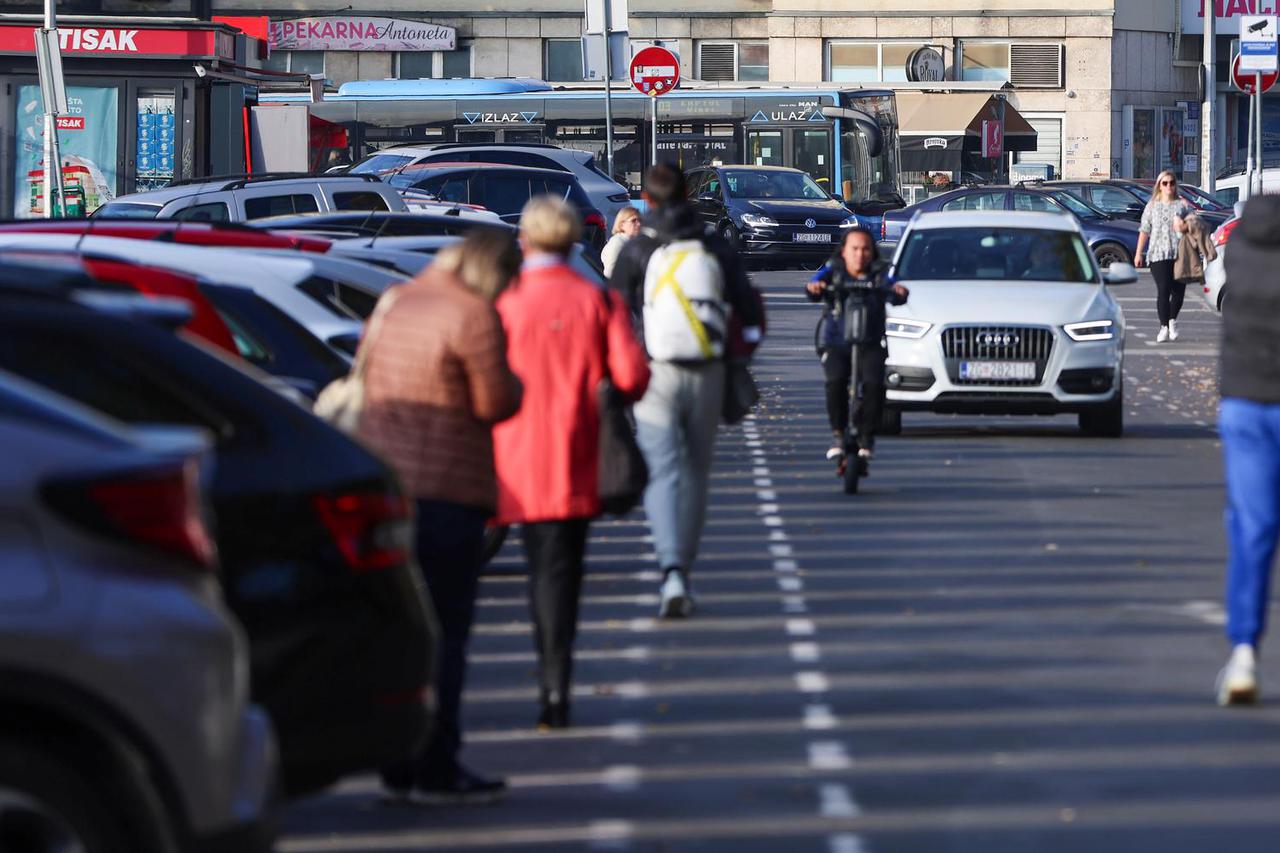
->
xmin=793 ymin=128 xmax=832 ymax=190
xmin=746 ymin=130 xmax=785 ymax=166
xmin=135 ymin=88 xmax=176 ymax=193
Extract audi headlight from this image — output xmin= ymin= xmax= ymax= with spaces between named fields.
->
xmin=1064 ymin=319 xmax=1115 ymax=341
xmin=840 ymin=215 xmax=861 ymax=228
xmin=740 ymin=213 xmax=778 ymax=229
xmin=885 ymin=318 xmax=932 ymax=339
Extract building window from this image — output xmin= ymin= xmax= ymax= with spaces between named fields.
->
xmin=960 ymin=42 xmax=1064 ymax=87
xmin=396 ymin=46 xmax=473 ymax=79
xmin=961 ymin=43 xmax=1010 ymax=82
xmin=696 ymin=41 xmax=768 ymax=81
xmin=546 ymin=39 xmax=584 ymax=81
xmin=827 ymin=42 xmax=933 ymax=83
xmin=262 ymin=50 xmax=325 ymax=75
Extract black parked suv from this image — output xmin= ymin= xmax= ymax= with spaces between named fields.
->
xmin=0 ymin=280 xmax=437 ymax=796
xmin=685 ymin=165 xmax=860 ymax=267
xmin=387 ymin=163 xmax=607 ymax=248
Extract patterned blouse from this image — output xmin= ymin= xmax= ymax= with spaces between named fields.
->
xmin=1140 ymin=199 xmax=1192 ymax=263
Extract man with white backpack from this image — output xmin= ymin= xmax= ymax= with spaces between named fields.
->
xmin=611 ymin=164 xmax=763 ymax=617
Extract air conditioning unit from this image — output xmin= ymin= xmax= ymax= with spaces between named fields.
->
xmin=1010 ymin=43 xmax=1064 ymax=88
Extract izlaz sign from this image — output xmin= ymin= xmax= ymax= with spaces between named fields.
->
xmin=270 ymin=17 xmax=456 ymax=52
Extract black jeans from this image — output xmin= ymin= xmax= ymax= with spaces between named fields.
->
xmin=383 ymin=499 xmax=488 ymax=788
xmin=522 ymin=519 xmax=591 ymax=702
xmin=822 ymin=344 xmax=887 ymax=450
xmin=1150 ymin=259 xmax=1185 ymax=326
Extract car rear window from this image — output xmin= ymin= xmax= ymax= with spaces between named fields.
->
xmin=897 ymin=228 xmax=1095 ymax=283
xmin=476 ymin=174 xmax=533 ymax=217
xmin=295 ymin=275 xmax=380 ymax=320
xmin=94 ymin=202 xmax=162 ymax=220
xmin=333 ymin=191 xmax=390 ymax=212
xmin=349 ymin=153 xmax=415 ymax=175
xmin=243 ymin=194 xmax=321 ymax=220
xmin=173 ymin=202 xmax=230 ymax=222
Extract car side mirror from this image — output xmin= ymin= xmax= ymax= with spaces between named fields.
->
xmin=698 ymin=194 xmax=717 ymax=203
xmin=1103 ymin=262 xmax=1138 ymax=285
xmin=1125 ymin=203 xmax=1144 ymax=214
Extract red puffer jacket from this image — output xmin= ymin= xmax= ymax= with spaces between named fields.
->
xmin=493 ymin=261 xmax=650 ymax=525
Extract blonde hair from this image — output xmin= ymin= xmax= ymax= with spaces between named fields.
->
xmin=431 ymin=227 xmax=523 ymax=302
xmin=612 ymin=205 xmax=640 ymax=235
xmin=1150 ymin=170 xmax=1179 ymax=206
xmin=519 ymin=195 xmax=582 ymax=255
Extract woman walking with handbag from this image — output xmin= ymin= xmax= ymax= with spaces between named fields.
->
xmin=1135 ymin=170 xmax=1193 ymax=343
xmin=358 ymin=228 xmax=524 ymax=804
xmin=493 ymin=196 xmax=649 ymax=730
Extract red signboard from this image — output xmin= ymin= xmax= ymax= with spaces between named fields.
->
xmin=1233 ymin=53 xmax=1278 ymax=94
xmin=982 ymin=120 xmax=1004 ymax=159
xmin=56 ymin=116 xmax=85 ymax=130
xmin=0 ymin=24 xmax=236 ymax=60
xmin=630 ymin=45 xmax=680 ymax=97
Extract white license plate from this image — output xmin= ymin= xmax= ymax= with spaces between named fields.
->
xmin=959 ymin=361 xmax=1037 ymax=381
xmin=793 ymin=233 xmax=831 ymax=243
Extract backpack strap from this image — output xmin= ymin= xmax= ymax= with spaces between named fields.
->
xmin=650 ymin=248 xmax=715 ymax=359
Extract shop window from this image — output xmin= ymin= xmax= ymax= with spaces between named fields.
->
xmin=396 ymin=46 xmax=473 ymax=79
xmin=696 ymin=42 xmax=768 ymax=82
xmin=828 ymin=42 xmax=932 ymax=83
xmin=263 ymin=50 xmax=325 ymax=75
xmin=546 ymin=39 xmax=584 ymax=81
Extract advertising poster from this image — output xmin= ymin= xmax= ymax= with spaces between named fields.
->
xmin=1161 ymin=108 xmax=1186 ymax=178
xmin=1132 ymin=108 xmax=1156 ymax=179
xmin=14 ymin=85 xmax=118 ymax=217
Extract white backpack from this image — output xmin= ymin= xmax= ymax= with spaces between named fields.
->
xmin=641 ymin=238 xmax=727 ymax=362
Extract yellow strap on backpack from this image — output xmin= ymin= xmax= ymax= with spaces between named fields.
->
xmin=651 ymin=249 xmax=714 ymax=359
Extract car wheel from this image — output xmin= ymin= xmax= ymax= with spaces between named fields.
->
xmin=879 ymin=408 xmax=902 ymax=436
xmin=0 ymin=740 xmax=133 ymax=853
xmin=1079 ymin=385 xmax=1124 ymax=437
xmin=482 ymin=525 xmax=509 ymax=564
xmin=1094 ymin=242 xmax=1131 ymax=270
xmin=720 ymin=223 xmax=739 ymax=249
xmin=1218 ymin=287 xmax=1228 ymax=313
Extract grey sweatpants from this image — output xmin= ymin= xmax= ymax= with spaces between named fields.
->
xmin=634 ymin=360 xmax=725 ymax=572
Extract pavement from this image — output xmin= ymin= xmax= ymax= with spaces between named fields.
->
xmin=278 ymin=270 xmax=1280 ymax=852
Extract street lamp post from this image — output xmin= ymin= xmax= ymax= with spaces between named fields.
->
xmin=38 ymin=0 xmax=66 ymax=217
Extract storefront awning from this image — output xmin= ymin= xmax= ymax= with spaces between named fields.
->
xmin=897 ymin=92 xmax=1038 ymax=173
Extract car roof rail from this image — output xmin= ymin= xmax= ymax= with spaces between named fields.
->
xmin=166 ymin=172 xmax=386 ymax=191
xmin=427 ymin=142 xmax=564 ymax=151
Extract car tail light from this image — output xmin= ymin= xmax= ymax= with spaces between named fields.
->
xmin=584 ymin=211 xmax=607 ymax=232
xmin=313 ymin=492 xmax=411 ymax=573
xmin=1213 ymin=218 xmax=1238 ymax=248
xmin=45 ymin=459 xmax=217 ymax=570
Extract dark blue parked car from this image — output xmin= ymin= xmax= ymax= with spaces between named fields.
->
xmin=880 ymin=186 xmax=1139 ymax=269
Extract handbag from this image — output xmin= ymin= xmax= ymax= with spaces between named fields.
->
xmin=314 ymin=289 xmax=399 ymax=434
xmin=722 ymin=359 xmax=759 ymax=425
xmin=595 ymin=286 xmax=648 ymax=516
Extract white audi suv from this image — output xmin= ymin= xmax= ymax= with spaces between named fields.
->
xmin=882 ymin=210 xmax=1133 ymax=436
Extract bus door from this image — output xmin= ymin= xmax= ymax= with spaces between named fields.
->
xmin=745 ymin=126 xmax=834 ymax=190
xmin=455 ymin=126 xmax=547 ymax=144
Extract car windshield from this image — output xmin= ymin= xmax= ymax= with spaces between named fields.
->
xmin=1046 ymin=190 xmax=1105 ymax=220
xmin=896 ymin=228 xmax=1096 ymax=283
xmin=1180 ymin=184 xmax=1228 ymax=211
xmin=94 ymin=202 xmax=162 ymax=220
xmin=350 ymin=153 xmax=415 ymax=175
xmin=724 ymin=170 xmax=829 ymax=200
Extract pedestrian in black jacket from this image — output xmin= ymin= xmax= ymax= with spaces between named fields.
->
xmin=1215 ymin=195 xmax=1280 ymax=706
xmin=607 ymin=164 xmax=763 ymax=619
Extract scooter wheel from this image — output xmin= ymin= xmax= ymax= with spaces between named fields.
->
xmin=842 ymin=455 xmax=861 ymax=494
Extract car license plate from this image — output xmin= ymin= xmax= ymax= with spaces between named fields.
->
xmin=959 ymin=361 xmax=1036 ymax=381
xmin=794 ymin=233 xmax=831 ymax=243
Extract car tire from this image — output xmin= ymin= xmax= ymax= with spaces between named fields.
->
xmin=0 ymin=739 xmax=135 ymax=853
xmin=1093 ymin=242 xmax=1131 ymax=270
xmin=720 ymin=223 xmax=739 ymax=249
xmin=879 ymin=408 xmax=903 ymax=436
xmin=1218 ymin=287 xmax=1228 ymax=313
xmin=482 ymin=525 xmax=509 ymax=564
xmin=1079 ymin=386 xmax=1124 ymax=438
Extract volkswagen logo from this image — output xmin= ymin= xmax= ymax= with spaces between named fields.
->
xmin=979 ymin=333 xmax=1020 ymax=347
xmin=805 ymin=218 xmax=817 ymax=229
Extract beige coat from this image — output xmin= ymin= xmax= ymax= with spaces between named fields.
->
xmin=1173 ymin=214 xmax=1218 ymax=283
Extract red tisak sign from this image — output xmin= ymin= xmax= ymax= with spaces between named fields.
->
xmin=0 ymin=24 xmax=236 ymax=59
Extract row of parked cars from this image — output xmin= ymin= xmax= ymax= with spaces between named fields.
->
xmin=0 ymin=178 xmax=587 ymax=849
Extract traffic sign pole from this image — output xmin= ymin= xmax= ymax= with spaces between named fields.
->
xmin=629 ymin=45 xmax=680 ymax=169
xmin=1203 ymin=10 xmax=1215 ymax=192
xmin=651 ymin=96 xmax=657 ymax=166
xmin=1259 ymin=72 xmax=1265 ymax=195
xmin=602 ymin=2 xmax=614 ymax=182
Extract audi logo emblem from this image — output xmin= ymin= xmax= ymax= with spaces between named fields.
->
xmin=805 ymin=218 xmax=817 ymax=229
xmin=980 ymin=333 xmax=1019 ymax=347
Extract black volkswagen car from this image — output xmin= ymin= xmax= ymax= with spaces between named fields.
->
xmin=685 ymin=165 xmax=860 ymax=267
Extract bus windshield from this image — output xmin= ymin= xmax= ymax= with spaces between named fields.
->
xmin=724 ymin=170 xmax=828 ymax=200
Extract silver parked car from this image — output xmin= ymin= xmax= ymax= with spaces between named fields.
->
xmin=884 ymin=210 xmax=1133 ymax=436
xmin=0 ymin=369 xmax=276 ymax=852
xmin=94 ymin=174 xmax=407 ymax=222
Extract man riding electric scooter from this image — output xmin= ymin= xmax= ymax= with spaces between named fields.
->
xmin=806 ymin=228 xmax=908 ymax=490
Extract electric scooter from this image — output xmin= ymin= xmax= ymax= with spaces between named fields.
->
xmin=824 ymin=281 xmax=873 ymax=495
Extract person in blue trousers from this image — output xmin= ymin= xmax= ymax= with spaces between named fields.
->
xmin=1215 ymin=195 xmax=1280 ymax=706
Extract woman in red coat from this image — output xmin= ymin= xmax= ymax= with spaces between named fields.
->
xmin=493 ymin=196 xmax=650 ymax=729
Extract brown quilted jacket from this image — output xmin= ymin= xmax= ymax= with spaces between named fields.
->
xmin=358 ymin=266 xmax=522 ymax=511
xmin=1174 ymin=214 xmax=1218 ymax=283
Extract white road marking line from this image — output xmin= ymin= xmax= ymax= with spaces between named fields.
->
xmin=786 ymin=618 xmax=816 ymax=636
xmin=587 ymin=819 xmax=635 ymax=845
xmin=753 ymin=466 xmax=771 ymax=476
xmin=796 ymin=671 xmax=830 ymax=693
xmin=770 ymin=530 xmax=790 ymax=542
xmin=829 ymin=833 xmax=869 ymax=853
xmin=620 ymin=646 xmax=651 ymax=661
xmin=804 ymin=704 xmax=838 ymax=730
xmin=613 ymin=682 xmax=651 ymax=699
xmin=770 ymin=544 xmax=794 ymax=557
xmin=774 ymin=559 xmax=799 ymax=572
xmin=808 ymin=741 xmax=852 ymax=770
xmin=628 ymin=618 xmax=655 ymax=633
xmin=820 ymin=784 xmax=861 ymax=818
xmin=764 ymin=516 xmax=784 ymax=527
xmin=790 ymin=641 xmax=822 ymax=663
xmin=783 ymin=596 xmax=810 ymax=613
xmin=758 ymin=503 xmax=781 ymax=515
xmin=601 ymin=765 xmax=643 ymax=792
xmin=778 ymin=576 xmax=804 ymax=592
xmin=755 ymin=477 xmax=774 ymax=487
xmin=609 ymin=721 xmax=645 ymax=743
xmin=757 ymin=489 xmax=778 ymax=501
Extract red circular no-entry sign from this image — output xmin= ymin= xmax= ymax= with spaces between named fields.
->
xmin=1233 ymin=53 xmax=1278 ymax=95
xmin=630 ymin=45 xmax=681 ymax=97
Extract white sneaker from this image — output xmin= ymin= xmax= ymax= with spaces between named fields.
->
xmin=857 ymin=448 xmax=874 ymax=460
xmin=659 ymin=570 xmax=694 ymax=619
xmin=1168 ymin=319 xmax=1179 ymax=341
xmin=1156 ymin=325 xmax=1170 ymax=343
xmin=826 ymin=444 xmax=845 ymax=462
xmin=1216 ymin=644 xmax=1259 ymax=706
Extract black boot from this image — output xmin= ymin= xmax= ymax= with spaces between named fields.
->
xmin=537 ymin=687 xmax=571 ymax=730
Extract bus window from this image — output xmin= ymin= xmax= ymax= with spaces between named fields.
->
xmin=747 ymin=131 xmax=784 ymax=167
xmin=795 ymin=129 xmax=832 ymax=188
